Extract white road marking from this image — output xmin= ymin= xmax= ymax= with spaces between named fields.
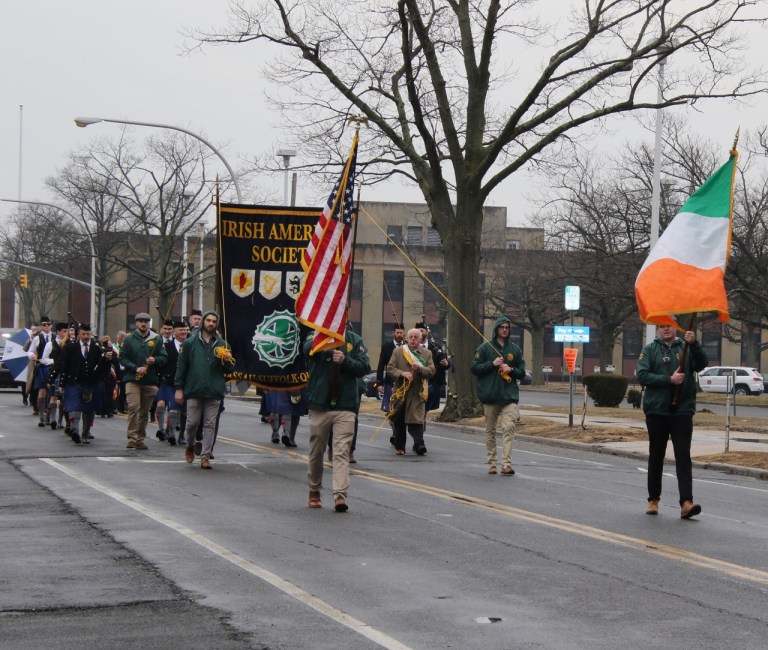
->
xmin=40 ymin=458 xmax=412 ymax=650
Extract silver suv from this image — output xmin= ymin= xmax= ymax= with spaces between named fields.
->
xmin=698 ymin=366 xmax=764 ymax=396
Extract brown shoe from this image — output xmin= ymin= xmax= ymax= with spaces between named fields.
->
xmin=349 ymin=453 xmax=357 ymax=464
xmin=488 ymin=465 xmax=497 ymax=475
xmin=334 ymin=495 xmax=348 ymax=513
xmin=680 ymin=500 xmax=701 ymax=519
xmin=200 ymin=457 xmax=212 ymax=469
xmin=646 ymin=500 xmax=659 ymax=515
xmin=501 ymin=465 xmax=515 ymax=476
xmin=185 ymin=446 xmax=194 ymax=464
xmin=308 ymin=490 xmax=322 ymax=508
xmin=134 ymin=442 xmax=148 ymax=450
xmin=193 ymin=441 xmax=203 ymax=456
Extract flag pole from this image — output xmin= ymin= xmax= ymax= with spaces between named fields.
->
xmin=671 ymin=313 xmax=696 ymax=407
xmin=328 ymin=116 xmax=367 ymax=407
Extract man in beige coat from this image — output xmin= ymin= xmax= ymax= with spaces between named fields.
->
xmin=386 ymin=328 xmax=435 ymax=456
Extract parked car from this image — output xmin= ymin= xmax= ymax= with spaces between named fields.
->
xmin=698 ymin=366 xmax=764 ymax=396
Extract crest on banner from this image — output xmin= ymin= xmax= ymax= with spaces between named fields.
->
xmin=231 ymin=269 xmax=255 ymax=298
xmin=259 ymin=271 xmax=282 ymax=300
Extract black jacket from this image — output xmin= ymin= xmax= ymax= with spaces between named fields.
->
xmin=58 ymin=340 xmax=112 ymax=387
xmin=376 ymin=339 xmax=400 ymax=385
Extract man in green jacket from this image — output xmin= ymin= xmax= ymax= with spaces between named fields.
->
xmin=471 ymin=316 xmax=525 ymax=476
xmin=305 ymin=329 xmax=370 ymax=512
xmin=120 ymin=313 xmax=167 ymax=450
xmin=637 ymin=321 xmax=708 ymax=519
xmin=175 ymin=310 xmax=234 ymax=469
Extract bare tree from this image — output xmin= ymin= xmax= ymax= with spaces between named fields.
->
xmin=49 ymin=131 xmax=217 ymax=319
xmin=193 ymin=0 xmax=767 ymax=415
xmin=0 ymin=206 xmax=82 ymax=325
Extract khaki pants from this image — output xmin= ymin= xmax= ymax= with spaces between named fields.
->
xmin=184 ymin=397 xmax=220 ymax=459
xmin=484 ymin=402 xmax=516 ymax=467
xmin=307 ymin=409 xmax=355 ymax=499
xmin=126 ymin=383 xmax=158 ymax=445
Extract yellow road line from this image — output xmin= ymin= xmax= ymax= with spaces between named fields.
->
xmin=218 ymin=436 xmax=768 ymax=586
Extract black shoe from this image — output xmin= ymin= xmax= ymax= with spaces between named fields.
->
xmin=261 ymin=416 xmax=269 ymax=423
xmin=281 ymin=435 xmax=292 ymax=447
xmin=414 ymin=444 xmax=427 ymax=456
xmin=167 ymin=435 xmax=176 ymax=446
xmin=70 ymin=431 xmax=82 ymax=444
xmin=271 ymin=434 xmax=280 ymax=444
xmin=38 ymin=421 xmax=46 ymax=428
xmin=178 ymin=436 xmax=186 ymax=446
xmin=83 ymin=431 xmax=94 ymax=441
xmin=50 ymin=421 xmax=57 ymax=430
xmin=156 ymin=430 xmax=166 ymax=441
xmin=288 ymin=439 xmax=298 ymax=448
xmin=389 ymin=435 xmax=396 ymax=447
xmin=23 ymin=398 xmax=28 ymax=406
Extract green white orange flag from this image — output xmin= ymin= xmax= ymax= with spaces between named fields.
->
xmin=635 ymin=146 xmax=738 ymax=328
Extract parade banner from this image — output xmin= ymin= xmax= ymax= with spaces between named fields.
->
xmin=218 ymin=203 xmax=322 ymax=390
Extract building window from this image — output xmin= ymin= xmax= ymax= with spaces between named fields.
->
xmin=427 ymin=227 xmax=441 ymax=247
xmin=623 ymin=327 xmax=643 ymax=358
xmin=701 ymin=317 xmax=721 ymax=364
xmin=506 ymin=240 xmax=521 ymax=250
xmin=740 ymin=324 xmax=761 ymax=366
xmin=543 ymin=327 xmax=560 ymax=356
xmin=382 ymin=271 xmax=404 ymax=334
xmin=407 ymin=225 xmax=422 ymax=246
xmin=347 ymin=269 xmax=363 ymax=334
xmin=386 ymin=225 xmax=402 ymax=244
xmin=423 ymin=272 xmax=445 ymax=341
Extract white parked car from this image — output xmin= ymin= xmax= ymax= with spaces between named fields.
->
xmin=698 ymin=366 xmax=764 ymax=396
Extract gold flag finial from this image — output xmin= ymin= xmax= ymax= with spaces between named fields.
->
xmin=733 ymin=128 xmax=740 ymax=151
xmin=347 ymin=114 xmax=369 ymax=132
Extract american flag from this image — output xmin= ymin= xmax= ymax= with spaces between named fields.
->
xmin=295 ymin=133 xmax=358 ymax=354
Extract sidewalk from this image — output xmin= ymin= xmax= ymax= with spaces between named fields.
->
xmin=517 ymin=408 xmax=768 ymax=480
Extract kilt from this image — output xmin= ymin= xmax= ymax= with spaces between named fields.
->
xmin=32 ymin=365 xmax=51 ymax=391
xmin=63 ymin=383 xmax=104 ymax=414
xmin=156 ymin=384 xmax=180 ymax=410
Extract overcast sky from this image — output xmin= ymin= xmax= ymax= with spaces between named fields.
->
xmin=2 ymin=1 xmax=766 ymax=230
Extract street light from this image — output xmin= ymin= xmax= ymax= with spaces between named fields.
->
xmin=277 ymin=148 xmax=297 ymax=206
xmin=645 ymin=43 xmax=674 ymax=345
xmin=74 ymin=116 xmax=243 ymax=203
xmin=0 ymin=198 xmax=99 ymax=330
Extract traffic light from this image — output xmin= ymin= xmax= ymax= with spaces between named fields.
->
xmin=19 ymin=273 xmax=28 ymax=288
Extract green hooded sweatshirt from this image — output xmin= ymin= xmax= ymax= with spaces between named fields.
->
xmin=174 ymin=309 xmax=235 ymax=399
xmin=471 ymin=316 xmax=525 ymax=405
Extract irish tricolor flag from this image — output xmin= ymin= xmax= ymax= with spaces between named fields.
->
xmin=635 ymin=147 xmax=737 ymax=328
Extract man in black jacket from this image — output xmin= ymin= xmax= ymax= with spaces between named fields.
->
xmin=375 ymin=323 xmax=404 ymax=412
xmin=58 ymin=323 xmax=114 ymax=444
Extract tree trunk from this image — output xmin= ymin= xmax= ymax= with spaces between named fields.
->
xmin=530 ymin=324 xmax=544 ymax=385
xmin=438 ymin=198 xmax=484 ymax=419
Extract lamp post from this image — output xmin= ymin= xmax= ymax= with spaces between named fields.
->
xmin=74 ymin=116 xmax=243 ymax=203
xmin=277 ymin=148 xmax=297 ymax=206
xmin=645 ymin=45 xmax=672 ymax=345
xmin=0 ymin=198 xmax=98 ymax=330
xmin=197 ymin=222 xmax=205 ymax=311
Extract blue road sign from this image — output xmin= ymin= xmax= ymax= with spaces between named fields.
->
xmin=554 ymin=325 xmax=590 ymax=343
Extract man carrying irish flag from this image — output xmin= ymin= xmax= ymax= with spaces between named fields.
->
xmin=635 ymin=142 xmax=738 ymax=520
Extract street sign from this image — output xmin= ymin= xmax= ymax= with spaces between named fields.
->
xmin=554 ymin=325 xmax=590 ymax=343
xmin=542 ymin=365 xmax=553 ymax=373
xmin=565 ymin=285 xmax=580 ymax=310
xmin=606 ymin=364 xmax=616 ymax=373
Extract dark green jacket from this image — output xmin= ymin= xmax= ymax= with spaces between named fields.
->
xmin=471 ymin=316 xmax=526 ymax=405
xmin=120 ymin=329 xmax=167 ymax=386
xmin=304 ymin=331 xmax=370 ymax=412
xmin=637 ymin=336 xmax=708 ymax=416
xmin=174 ymin=331 xmax=235 ymax=399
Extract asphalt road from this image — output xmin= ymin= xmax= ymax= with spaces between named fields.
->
xmin=3 ymin=392 xmax=768 ymax=649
